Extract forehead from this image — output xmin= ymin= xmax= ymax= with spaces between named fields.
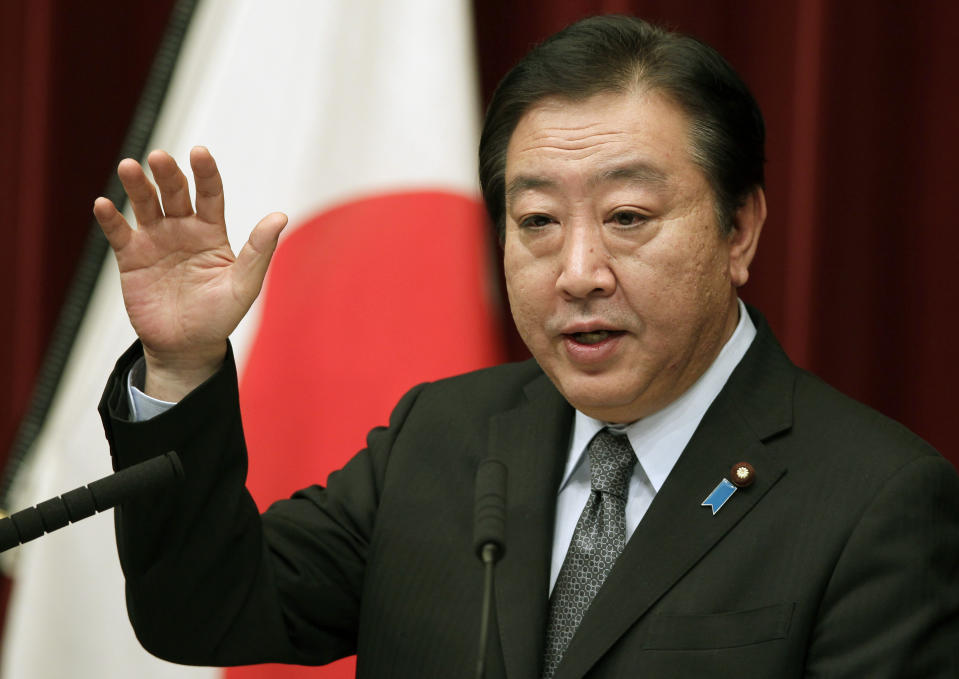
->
xmin=505 ymin=89 xmax=695 ymax=187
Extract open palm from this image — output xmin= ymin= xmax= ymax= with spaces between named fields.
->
xmin=94 ymin=147 xmax=286 ymax=397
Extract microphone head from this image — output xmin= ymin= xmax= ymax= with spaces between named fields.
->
xmin=473 ymin=459 xmax=507 ymax=562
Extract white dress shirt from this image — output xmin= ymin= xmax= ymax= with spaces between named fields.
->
xmin=549 ymin=300 xmax=756 ymax=591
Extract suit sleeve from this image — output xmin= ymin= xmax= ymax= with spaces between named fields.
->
xmin=98 ymin=340 xmax=426 ymax=666
xmin=805 ymin=452 xmax=959 ymax=678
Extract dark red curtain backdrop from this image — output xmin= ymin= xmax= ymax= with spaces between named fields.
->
xmin=2 ymin=0 xmax=957 ymax=493
xmin=0 ymin=1 xmax=177 ymax=481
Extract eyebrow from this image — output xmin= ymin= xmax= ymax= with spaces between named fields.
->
xmin=593 ymin=162 xmax=668 ymax=188
xmin=505 ymin=176 xmax=556 ymax=205
xmin=505 ymin=161 xmax=669 ymax=206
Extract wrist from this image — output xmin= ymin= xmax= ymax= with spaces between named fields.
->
xmin=142 ymin=342 xmax=227 ymax=402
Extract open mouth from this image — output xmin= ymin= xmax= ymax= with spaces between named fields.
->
xmin=568 ymin=330 xmax=623 ymax=345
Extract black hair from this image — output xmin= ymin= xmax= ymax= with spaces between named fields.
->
xmin=479 ymin=15 xmax=765 ymax=240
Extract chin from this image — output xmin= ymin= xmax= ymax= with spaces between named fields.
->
xmin=560 ymin=381 xmax=647 ymax=423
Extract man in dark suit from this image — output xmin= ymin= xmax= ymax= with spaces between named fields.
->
xmin=95 ymin=15 xmax=959 ymax=678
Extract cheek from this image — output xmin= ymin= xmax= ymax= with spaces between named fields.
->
xmin=505 ymin=250 xmax=556 ymax=345
xmin=622 ymin=232 xmax=725 ymax=319
xmin=504 ymin=241 xmax=550 ymax=303
xmin=504 ymin=253 xmax=535 ymax=323
xmin=503 ymin=250 xmax=525 ymax=309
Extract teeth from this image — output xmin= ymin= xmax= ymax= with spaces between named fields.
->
xmin=574 ymin=331 xmax=610 ymax=344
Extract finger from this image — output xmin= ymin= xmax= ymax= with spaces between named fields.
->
xmin=232 ymin=212 xmax=289 ymax=301
xmin=190 ymin=146 xmax=225 ymax=225
xmin=117 ymin=158 xmax=164 ymax=227
xmin=93 ymin=197 xmax=134 ymax=251
xmin=147 ymin=149 xmax=195 ymax=218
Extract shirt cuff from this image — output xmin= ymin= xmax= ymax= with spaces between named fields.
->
xmin=126 ymin=356 xmax=177 ymax=421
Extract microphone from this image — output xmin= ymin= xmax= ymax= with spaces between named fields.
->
xmin=473 ymin=458 xmax=507 ymax=679
xmin=0 ymin=451 xmax=183 ymax=553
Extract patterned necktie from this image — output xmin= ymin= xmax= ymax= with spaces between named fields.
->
xmin=542 ymin=428 xmax=636 ymax=678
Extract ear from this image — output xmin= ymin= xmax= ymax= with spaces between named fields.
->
xmin=727 ymin=187 xmax=766 ymax=287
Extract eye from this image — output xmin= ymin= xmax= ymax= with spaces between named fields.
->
xmin=519 ymin=214 xmax=555 ymax=229
xmin=608 ymin=210 xmax=648 ymax=229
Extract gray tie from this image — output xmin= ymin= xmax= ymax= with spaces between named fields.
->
xmin=542 ymin=428 xmax=636 ymax=678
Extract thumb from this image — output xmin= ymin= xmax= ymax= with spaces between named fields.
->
xmin=232 ymin=212 xmax=289 ymax=301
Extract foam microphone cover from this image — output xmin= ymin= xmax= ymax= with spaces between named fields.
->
xmin=88 ymin=451 xmax=183 ymax=511
xmin=0 ymin=451 xmax=183 ymax=552
xmin=473 ymin=459 xmax=507 ymax=561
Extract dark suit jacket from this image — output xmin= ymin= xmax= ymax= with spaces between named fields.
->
xmin=99 ymin=310 xmax=959 ymax=678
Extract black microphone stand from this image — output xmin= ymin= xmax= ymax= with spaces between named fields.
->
xmin=473 ymin=459 xmax=507 ymax=679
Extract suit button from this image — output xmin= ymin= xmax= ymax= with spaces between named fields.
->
xmin=730 ymin=462 xmax=755 ymax=487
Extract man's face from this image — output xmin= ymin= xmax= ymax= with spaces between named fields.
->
xmin=503 ymin=89 xmax=761 ymax=423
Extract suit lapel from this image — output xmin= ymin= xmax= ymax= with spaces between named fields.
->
xmin=489 ymin=372 xmax=572 ymax=679
xmin=554 ymin=311 xmax=797 ymax=679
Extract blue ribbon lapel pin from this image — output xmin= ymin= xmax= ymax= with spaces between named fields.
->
xmin=702 ymin=478 xmax=737 ymax=515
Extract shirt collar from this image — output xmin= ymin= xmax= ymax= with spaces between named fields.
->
xmin=559 ymin=299 xmax=757 ymax=493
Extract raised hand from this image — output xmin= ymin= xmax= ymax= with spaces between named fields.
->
xmin=94 ymin=146 xmax=287 ymax=401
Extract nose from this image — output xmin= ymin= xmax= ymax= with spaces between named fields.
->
xmin=556 ymin=223 xmax=615 ymax=300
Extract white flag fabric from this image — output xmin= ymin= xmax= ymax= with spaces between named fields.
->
xmin=1 ymin=1 xmax=500 ymax=677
